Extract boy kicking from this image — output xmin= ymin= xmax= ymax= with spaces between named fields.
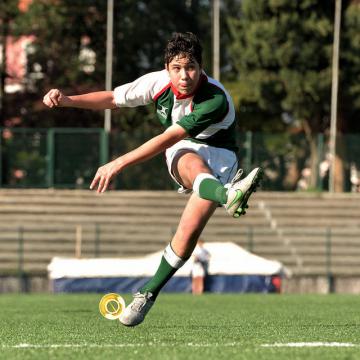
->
xmin=43 ymin=32 xmax=262 ymax=326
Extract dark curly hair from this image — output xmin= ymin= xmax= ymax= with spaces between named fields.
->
xmin=164 ymin=32 xmax=202 ymax=66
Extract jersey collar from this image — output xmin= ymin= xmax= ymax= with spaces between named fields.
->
xmin=170 ymin=73 xmax=207 ymax=100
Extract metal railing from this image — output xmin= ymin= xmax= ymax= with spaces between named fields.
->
xmin=1 ymin=128 xmax=360 ymax=191
xmin=1 ymin=222 xmax=360 ymax=293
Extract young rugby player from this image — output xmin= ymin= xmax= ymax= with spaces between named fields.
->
xmin=43 ymin=32 xmax=262 ymax=326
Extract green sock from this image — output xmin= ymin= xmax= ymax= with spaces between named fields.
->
xmin=140 ymin=257 xmax=177 ymax=299
xmin=140 ymin=244 xmax=186 ymax=300
xmin=197 ymin=176 xmax=228 ymax=204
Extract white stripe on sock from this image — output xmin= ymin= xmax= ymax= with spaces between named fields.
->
xmin=163 ymin=244 xmax=186 ymax=269
xmin=193 ymin=173 xmax=217 ymax=196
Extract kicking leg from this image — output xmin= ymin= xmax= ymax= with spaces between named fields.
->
xmin=119 ymin=152 xmax=261 ymax=326
xmin=175 ymin=151 xmax=263 ymax=218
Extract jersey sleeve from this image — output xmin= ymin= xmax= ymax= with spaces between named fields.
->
xmin=177 ymin=93 xmax=228 ymax=137
xmin=113 ymin=70 xmax=169 ymax=108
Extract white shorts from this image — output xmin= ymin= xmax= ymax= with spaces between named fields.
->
xmin=165 ymin=139 xmax=238 ymax=193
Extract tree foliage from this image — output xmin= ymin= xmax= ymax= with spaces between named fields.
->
xmin=2 ymin=0 xmax=216 ymax=130
xmin=228 ymin=0 xmax=334 ymax=133
xmin=0 ymin=0 xmax=21 ymax=119
xmin=341 ymin=1 xmax=360 ymax=133
xmin=227 ymin=0 xmax=360 ymax=190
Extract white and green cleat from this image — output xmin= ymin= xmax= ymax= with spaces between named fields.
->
xmin=119 ymin=292 xmax=155 ymax=327
xmin=225 ymin=167 xmax=263 ymax=218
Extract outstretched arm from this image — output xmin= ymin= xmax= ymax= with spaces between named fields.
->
xmin=43 ymin=89 xmax=117 ymax=110
xmin=90 ymin=124 xmax=188 ymax=193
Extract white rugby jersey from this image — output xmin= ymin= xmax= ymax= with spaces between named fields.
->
xmin=113 ymin=69 xmax=237 ymax=151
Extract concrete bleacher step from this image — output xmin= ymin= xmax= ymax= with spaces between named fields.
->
xmin=0 ymin=225 xmax=278 ymax=241
xmin=289 ymin=267 xmax=358 ymax=276
xmin=281 ymin=227 xmax=360 ymax=234
xmin=1 ymin=189 xmax=360 ymax=276
xmin=272 ymin=218 xmax=360 ymax=227
xmin=268 ymin=210 xmax=360 ymax=220
xmin=297 ymin=254 xmax=360 ymax=263
xmin=0 ymin=214 xmax=270 ymax=228
xmin=262 ymin=199 xmax=360 ymax=207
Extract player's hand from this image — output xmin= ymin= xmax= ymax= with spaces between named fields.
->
xmin=43 ymin=89 xmax=70 ymax=108
xmin=90 ymin=160 xmax=122 ymax=193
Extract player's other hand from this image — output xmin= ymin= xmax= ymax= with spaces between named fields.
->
xmin=43 ymin=89 xmax=70 ymax=108
xmin=90 ymin=160 xmax=122 ymax=193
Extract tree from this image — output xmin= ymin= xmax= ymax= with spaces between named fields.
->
xmin=4 ymin=0 xmax=214 ymax=131
xmin=0 ymin=0 xmax=21 ymax=122
xmin=229 ymin=0 xmax=359 ymax=191
xmin=338 ymin=1 xmax=360 ymax=191
xmin=341 ymin=1 xmax=360 ymax=133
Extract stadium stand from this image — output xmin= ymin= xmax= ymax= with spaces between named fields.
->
xmin=0 ymin=189 xmax=360 ymax=290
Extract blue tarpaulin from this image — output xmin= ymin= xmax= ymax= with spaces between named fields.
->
xmin=48 ymin=243 xmax=285 ymax=293
xmin=53 ymin=274 xmax=279 ymax=294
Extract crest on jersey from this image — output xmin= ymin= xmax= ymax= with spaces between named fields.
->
xmin=157 ymin=105 xmax=168 ymax=119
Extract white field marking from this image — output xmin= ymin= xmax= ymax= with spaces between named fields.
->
xmin=2 ymin=342 xmax=241 ymax=349
xmin=261 ymin=342 xmax=358 ymax=348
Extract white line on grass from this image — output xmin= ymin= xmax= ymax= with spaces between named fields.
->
xmin=262 ymin=342 xmax=358 ymax=348
xmin=4 ymin=342 xmax=359 ymax=350
xmin=1 ymin=342 xmax=241 ymax=349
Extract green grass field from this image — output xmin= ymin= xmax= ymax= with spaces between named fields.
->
xmin=1 ymin=293 xmax=360 ymax=360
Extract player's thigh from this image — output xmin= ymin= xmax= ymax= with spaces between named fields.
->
xmin=174 ymin=151 xmax=212 ymax=189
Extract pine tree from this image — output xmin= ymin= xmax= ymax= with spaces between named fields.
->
xmin=228 ymin=0 xmax=360 ymax=191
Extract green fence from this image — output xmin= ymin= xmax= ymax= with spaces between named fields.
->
xmin=0 ymin=128 xmax=359 ymax=191
xmin=0 ymin=128 xmax=108 ymax=188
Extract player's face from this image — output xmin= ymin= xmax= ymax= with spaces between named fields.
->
xmin=166 ymin=55 xmax=201 ymax=95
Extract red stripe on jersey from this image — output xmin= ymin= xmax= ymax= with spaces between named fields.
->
xmin=154 ymin=74 xmax=208 ymax=101
xmin=153 ymin=83 xmax=171 ymax=101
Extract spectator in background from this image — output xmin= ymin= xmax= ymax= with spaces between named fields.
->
xmin=319 ymin=153 xmax=330 ymax=190
xmin=191 ymin=239 xmax=210 ymax=295
xmin=297 ymin=167 xmax=311 ymax=191
xmin=350 ymin=163 xmax=360 ymax=193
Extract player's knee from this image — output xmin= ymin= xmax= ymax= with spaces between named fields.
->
xmin=179 ymin=153 xmax=209 ymax=175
